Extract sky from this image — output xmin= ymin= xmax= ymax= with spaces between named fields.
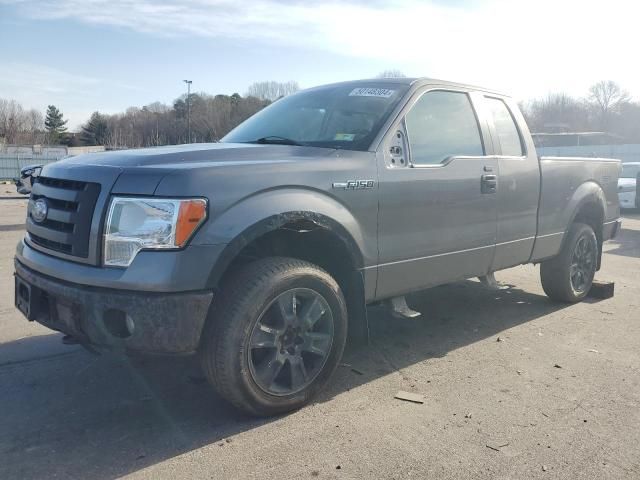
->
xmin=1 ymin=0 xmax=638 ymax=129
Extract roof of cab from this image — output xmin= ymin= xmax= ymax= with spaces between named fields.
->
xmin=311 ymin=77 xmax=509 ymax=97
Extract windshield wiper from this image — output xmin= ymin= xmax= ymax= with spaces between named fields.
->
xmin=250 ymin=136 xmax=305 ymax=146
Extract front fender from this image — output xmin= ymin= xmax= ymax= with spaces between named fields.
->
xmin=195 ymin=188 xmax=371 ymax=288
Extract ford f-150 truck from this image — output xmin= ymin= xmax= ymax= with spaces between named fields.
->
xmin=14 ymin=78 xmax=621 ymax=416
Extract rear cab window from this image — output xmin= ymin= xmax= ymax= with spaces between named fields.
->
xmin=485 ymin=97 xmax=525 ymax=156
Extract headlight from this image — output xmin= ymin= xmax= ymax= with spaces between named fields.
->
xmin=104 ymin=197 xmax=207 ymax=267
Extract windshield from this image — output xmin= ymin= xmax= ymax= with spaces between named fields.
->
xmin=621 ymin=164 xmax=640 ymax=179
xmin=221 ymin=83 xmax=410 ymax=151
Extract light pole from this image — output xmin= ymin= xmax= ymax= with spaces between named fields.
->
xmin=183 ymin=79 xmax=192 ymax=143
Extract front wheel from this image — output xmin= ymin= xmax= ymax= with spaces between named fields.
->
xmin=540 ymin=222 xmax=598 ymax=303
xmin=200 ymin=257 xmax=348 ymax=416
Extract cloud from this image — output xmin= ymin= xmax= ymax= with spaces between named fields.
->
xmin=3 ymin=0 xmax=640 ymax=100
xmin=0 ymin=63 xmax=98 ymax=97
xmin=0 ymin=63 xmax=141 ymax=128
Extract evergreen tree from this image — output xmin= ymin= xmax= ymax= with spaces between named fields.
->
xmin=44 ymin=105 xmax=67 ymax=144
xmin=80 ymin=111 xmax=109 ymax=146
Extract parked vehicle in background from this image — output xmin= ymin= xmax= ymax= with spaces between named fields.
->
xmin=618 ymin=162 xmax=640 ymax=209
xmin=14 ymin=78 xmax=622 ymax=416
xmin=14 ymin=165 xmax=43 ymax=195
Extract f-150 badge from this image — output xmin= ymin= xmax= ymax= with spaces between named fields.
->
xmin=332 ymin=180 xmax=375 ymax=190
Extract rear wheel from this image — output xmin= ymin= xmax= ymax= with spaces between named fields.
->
xmin=200 ymin=257 xmax=348 ymax=416
xmin=540 ymin=222 xmax=598 ymax=303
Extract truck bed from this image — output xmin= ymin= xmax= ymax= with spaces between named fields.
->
xmin=531 ymin=156 xmax=621 ymax=262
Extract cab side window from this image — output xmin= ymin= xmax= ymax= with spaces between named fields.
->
xmin=485 ymin=97 xmax=524 ymax=156
xmin=404 ymin=90 xmax=484 ymax=165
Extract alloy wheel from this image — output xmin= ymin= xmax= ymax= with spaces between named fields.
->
xmin=569 ymin=235 xmax=596 ymax=294
xmin=247 ymin=288 xmax=334 ymax=396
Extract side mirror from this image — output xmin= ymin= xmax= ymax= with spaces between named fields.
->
xmin=15 ymin=164 xmax=43 ymax=195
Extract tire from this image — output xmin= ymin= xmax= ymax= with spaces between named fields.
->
xmin=200 ymin=257 xmax=348 ymax=416
xmin=540 ymin=222 xmax=598 ymax=303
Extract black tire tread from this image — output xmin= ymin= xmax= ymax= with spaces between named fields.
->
xmin=200 ymin=257 xmax=344 ymax=416
xmin=540 ymin=222 xmax=597 ymax=303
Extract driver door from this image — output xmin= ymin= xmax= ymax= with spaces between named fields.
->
xmin=375 ymin=88 xmax=498 ymax=299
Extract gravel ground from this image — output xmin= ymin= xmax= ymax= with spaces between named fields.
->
xmin=1 ymin=198 xmax=639 ymax=480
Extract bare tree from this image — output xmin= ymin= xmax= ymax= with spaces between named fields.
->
xmin=521 ymin=93 xmax=590 ymax=133
xmin=24 ymin=109 xmax=44 ymax=144
xmin=611 ymin=101 xmax=640 ymax=143
xmin=587 ymin=80 xmax=631 ymax=130
xmin=0 ymin=99 xmax=24 ymax=144
xmin=94 ymin=92 xmax=269 ymax=149
xmin=0 ymin=99 xmax=45 ymax=144
xmin=246 ymin=81 xmax=300 ymax=102
xmin=376 ymin=69 xmax=407 ymax=78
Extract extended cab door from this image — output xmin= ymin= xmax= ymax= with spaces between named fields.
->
xmin=375 ymin=88 xmax=498 ymax=299
xmin=482 ymin=96 xmax=540 ymax=270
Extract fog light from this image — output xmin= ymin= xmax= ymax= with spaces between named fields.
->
xmin=103 ymin=309 xmax=134 ymax=338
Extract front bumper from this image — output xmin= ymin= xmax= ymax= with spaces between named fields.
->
xmin=16 ymin=238 xmax=226 ymax=292
xmin=15 ymin=259 xmax=213 ymax=354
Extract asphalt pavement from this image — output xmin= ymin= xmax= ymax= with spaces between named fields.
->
xmin=1 ymin=197 xmax=639 ymax=479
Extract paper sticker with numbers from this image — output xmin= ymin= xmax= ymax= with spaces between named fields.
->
xmin=334 ymin=133 xmax=356 ymax=141
xmin=349 ymin=88 xmax=396 ymax=98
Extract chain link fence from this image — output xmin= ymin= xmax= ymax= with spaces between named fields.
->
xmin=0 ymin=155 xmax=62 ymax=181
xmin=0 ymin=145 xmax=105 ymax=180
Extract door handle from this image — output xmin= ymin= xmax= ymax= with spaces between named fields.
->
xmin=481 ymin=174 xmax=498 ymax=194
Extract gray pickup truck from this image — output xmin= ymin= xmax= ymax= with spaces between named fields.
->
xmin=14 ymin=78 xmax=621 ymax=416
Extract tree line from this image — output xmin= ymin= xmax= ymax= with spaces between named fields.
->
xmin=2 ymin=78 xmax=640 ymax=148
xmin=520 ymin=80 xmax=640 ymax=142
xmin=0 ymin=80 xmax=299 ymax=148
xmin=0 ymin=99 xmax=46 ymax=145
xmin=80 ymin=93 xmax=271 ymax=149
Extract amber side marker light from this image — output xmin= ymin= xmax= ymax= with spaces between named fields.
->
xmin=175 ymin=199 xmax=207 ymax=246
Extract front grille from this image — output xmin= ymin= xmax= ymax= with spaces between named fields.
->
xmin=36 ymin=176 xmax=87 ymax=191
xmin=27 ymin=176 xmax=101 ymax=258
xmin=29 ymin=233 xmax=73 ymax=254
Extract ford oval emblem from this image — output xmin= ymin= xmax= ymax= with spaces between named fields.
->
xmin=31 ymin=198 xmax=48 ymax=223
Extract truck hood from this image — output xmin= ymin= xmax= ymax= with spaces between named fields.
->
xmin=41 ymin=142 xmax=339 ymax=195
xmin=55 ymin=143 xmax=335 ymax=169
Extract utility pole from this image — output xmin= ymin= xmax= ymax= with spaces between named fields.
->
xmin=155 ymin=112 xmax=159 ymax=146
xmin=183 ymin=79 xmax=192 ymax=143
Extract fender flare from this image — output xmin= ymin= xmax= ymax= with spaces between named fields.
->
xmin=565 ymin=182 xmax=606 ymax=233
xmin=200 ymin=189 xmax=368 ymax=289
xmin=561 ymin=182 xmax=606 ymax=268
xmin=200 ymin=190 xmax=371 ymax=344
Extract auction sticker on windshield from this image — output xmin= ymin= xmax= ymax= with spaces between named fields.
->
xmin=349 ymin=87 xmax=396 ymax=98
xmin=334 ymin=133 xmax=356 ymax=141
